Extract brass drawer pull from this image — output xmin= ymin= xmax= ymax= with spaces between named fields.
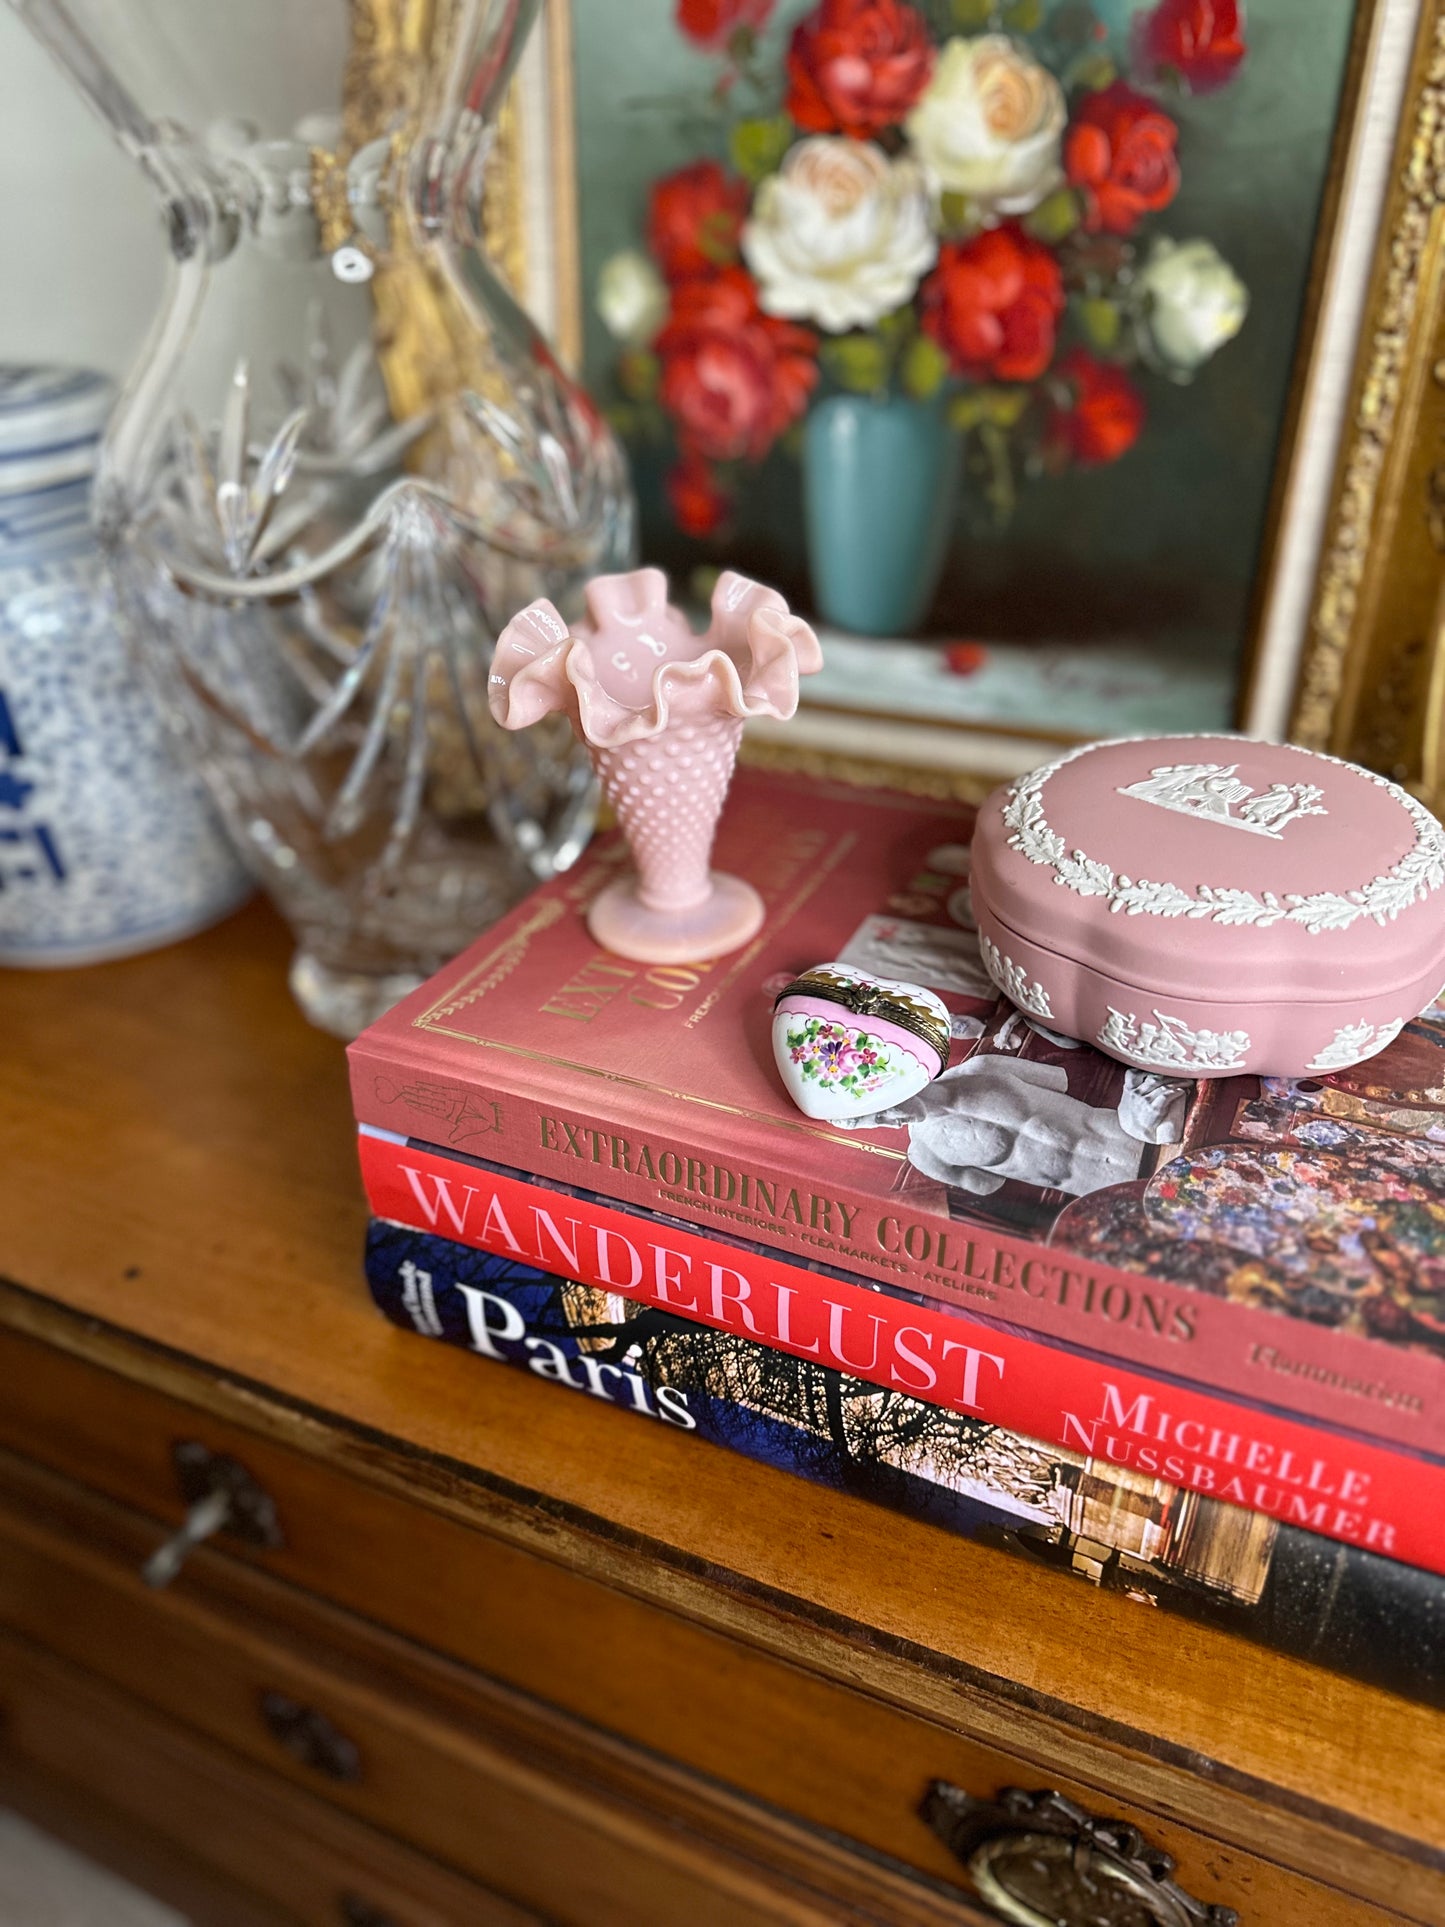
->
xmin=141 ymin=1440 xmax=284 ymax=1588
xmin=921 ymin=1783 xmax=1239 ymax=1927
xmin=259 ymin=1689 xmax=363 ymax=1783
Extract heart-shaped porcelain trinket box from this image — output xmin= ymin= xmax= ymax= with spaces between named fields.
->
xmin=772 ymin=964 xmax=950 ymax=1120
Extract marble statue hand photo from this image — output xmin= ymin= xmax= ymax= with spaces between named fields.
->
xmin=857 ymin=1054 xmax=1189 ymax=1200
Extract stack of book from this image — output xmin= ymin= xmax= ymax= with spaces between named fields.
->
xmin=348 ymin=768 xmax=1445 ymax=1708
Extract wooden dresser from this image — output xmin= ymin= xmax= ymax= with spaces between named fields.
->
xmin=0 ymin=901 xmax=1440 ymax=1926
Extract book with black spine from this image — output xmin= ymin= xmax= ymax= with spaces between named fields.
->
xmin=365 ymin=1216 xmax=1445 ymax=1709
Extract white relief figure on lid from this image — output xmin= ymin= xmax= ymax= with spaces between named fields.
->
xmin=1117 ymin=762 xmax=1327 ymax=839
xmin=1240 ymin=780 xmax=1326 ymax=834
xmin=1098 ymin=1005 xmax=1251 ymax=1072
xmin=1003 ymin=745 xmax=1444 ymax=931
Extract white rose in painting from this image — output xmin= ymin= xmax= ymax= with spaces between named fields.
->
xmin=742 ymin=138 xmax=937 ymax=333
xmin=904 ymin=35 xmax=1065 ymax=218
xmin=1137 ymin=237 xmax=1248 ymax=376
xmin=596 ymin=249 xmax=667 ymax=346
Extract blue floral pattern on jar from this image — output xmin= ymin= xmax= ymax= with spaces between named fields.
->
xmin=0 ymin=367 xmax=248 ymax=965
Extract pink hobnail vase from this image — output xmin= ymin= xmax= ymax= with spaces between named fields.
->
xmin=489 ymin=568 xmax=823 ymax=962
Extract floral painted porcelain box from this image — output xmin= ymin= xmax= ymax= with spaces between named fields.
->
xmin=971 ymin=735 xmax=1445 ymax=1078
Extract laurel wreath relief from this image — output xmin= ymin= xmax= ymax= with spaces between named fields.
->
xmin=1001 ymin=744 xmax=1445 ymax=936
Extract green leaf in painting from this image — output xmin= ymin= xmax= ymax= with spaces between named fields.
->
xmin=1076 ymin=298 xmax=1121 ymax=351
xmin=949 ymin=386 xmax=1028 ymax=431
xmin=980 ymin=387 xmax=1029 ymax=427
xmin=875 ymin=306 xmax=916 ymax=343
xmin=688 ymin=564 xmax=723 ymax=606
xmin=821 ymin=334 xmax=890 ymax=394
xmin=900 ymin=334 xmax=951 ymax=400
xmin=1002 ymin=0 xmax=1043 ymax=30
xmin=951 ymin=0 xmax=996 ymax=26
xmin=616 ymin=350 xmax=660 ymax=401
xmin=936 ymin=189 xmax=978 ymax=239
xmin=698 ymin=207 xmax=743 ymax=265
xmin=1069 ymin=52 xmax=1118 ymax=91
xmin=1023 ymin=187 xmax=1081 ymax=244
xmin=729 ymin=115 xmax=793 ymax=186
xmin=977 ymin=419 xmax=1018 ymax=524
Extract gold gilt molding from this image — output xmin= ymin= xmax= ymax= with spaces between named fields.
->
xmin=738 ymin=737 xmax=998 ymax=805
xmin=483 ymin=86 xmax=528 ymax=302
xmin=482 ymin=1 xmax=582 ymax=366
xmin=1293 ymin=5 xmax=1445 ymax=789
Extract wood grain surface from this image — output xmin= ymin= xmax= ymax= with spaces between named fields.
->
xmin=0 ymin=900 xmax=1442 ymax=1916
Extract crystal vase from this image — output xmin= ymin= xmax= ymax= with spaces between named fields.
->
xmin=12 ymin=0 xmax=634 ymax=1034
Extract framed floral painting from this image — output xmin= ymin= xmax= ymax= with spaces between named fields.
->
xmin=516 ymin=0 xmax=1432 ymax=783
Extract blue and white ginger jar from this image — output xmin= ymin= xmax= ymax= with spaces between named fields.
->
xmin=0 ymin=366 xmax=248 ymax=966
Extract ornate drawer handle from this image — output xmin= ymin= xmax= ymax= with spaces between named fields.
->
xmin=259 ymin=1689 xmax=363 ymax=1783
xmin=921 ymin=1783 xmax=1240 ymax=1927
xmin=141 ymin=1439 xmax=285 ymax=1588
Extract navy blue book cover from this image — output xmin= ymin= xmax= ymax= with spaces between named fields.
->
xmin=366 ymin=1218 xmax=1445 ymax=1707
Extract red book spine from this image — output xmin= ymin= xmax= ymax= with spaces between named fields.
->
xmin=347 ymin=1042 xmax=1443 ymax=1459
xmin=359 ymin=1129 xmax=1445 ymax=1579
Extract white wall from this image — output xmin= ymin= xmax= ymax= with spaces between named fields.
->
xmin=0 ymin=3 xmax=351 ymax=388
xmin=0 ymin=13 xmax=163 ymax=380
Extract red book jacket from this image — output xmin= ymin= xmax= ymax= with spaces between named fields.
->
xmin=349 ymin=770 xmax=1445 ymax=1461
xmin=360 ymin=1134 xmax=1445 ymax=1574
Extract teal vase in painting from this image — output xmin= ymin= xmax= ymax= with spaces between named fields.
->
xmin=802 ymin=394 xmax=960 ymax=637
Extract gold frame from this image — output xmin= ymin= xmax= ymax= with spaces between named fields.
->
xmin=496 ymin=0 xmax=1445 ymax=789
xmin=1285 ymin=3 xmax=1445 ymax=806
xmin=485 ymin=0 xmax=583 ymax=370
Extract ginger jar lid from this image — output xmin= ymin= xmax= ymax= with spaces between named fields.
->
xmin=972 ymin=735 xmax=1445 ymax=1005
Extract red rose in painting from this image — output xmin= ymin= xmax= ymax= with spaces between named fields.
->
xmin=656 ymin=268 xmax=819 ymax=463
xmin=648 ymin=161 xmax=750 ymax=281
xmin=1065 ymin=82 xmax=1180 ymax=234
xmin=920 ymin=226 xmax=1065 ymax=383
xmin=785 ymin=0 xmax=935 ymax=138
xmin=1137 ymin=0 xmax=1246 ymax=94
xmin=676 ymin=0 xmax=775 ymax=54
xmin=667 ymin=455 xmax=731 ymax=535
xmin=1049 ymin=350 xmax=1146 ymax=464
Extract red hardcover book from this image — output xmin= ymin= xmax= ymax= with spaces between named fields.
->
xmin=360 ymin=1130 xmax=1441 ymax=1575
xmin=363 ymin=1217 xmax=1445 ymax=1709
xmin=348 ymin=769 xmax=1445 ymax=1460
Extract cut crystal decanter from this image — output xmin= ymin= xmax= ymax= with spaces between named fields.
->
xmin=12 ymin=0 xmax=633 ymax=1033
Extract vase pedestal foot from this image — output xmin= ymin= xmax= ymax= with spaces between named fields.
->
xmin=289 ymin=952 xmax=424 ymax=1039
xmin=587 ymin=872 xmax=764 ymax=964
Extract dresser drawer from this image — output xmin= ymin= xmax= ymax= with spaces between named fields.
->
xmin=0 ymin=1325 xmax=1436 ymax=1926
xmin=0 ymin=1629 xmax=545 ymax=1927
xmin=0 ymin=1756 xmax=286 ymax=1927
xmin=0 ymin=1456 xmax=976 ymax=1927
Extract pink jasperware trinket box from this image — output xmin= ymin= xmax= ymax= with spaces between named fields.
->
xmin=971 ymin=735 xmax=1445 ymax=1078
